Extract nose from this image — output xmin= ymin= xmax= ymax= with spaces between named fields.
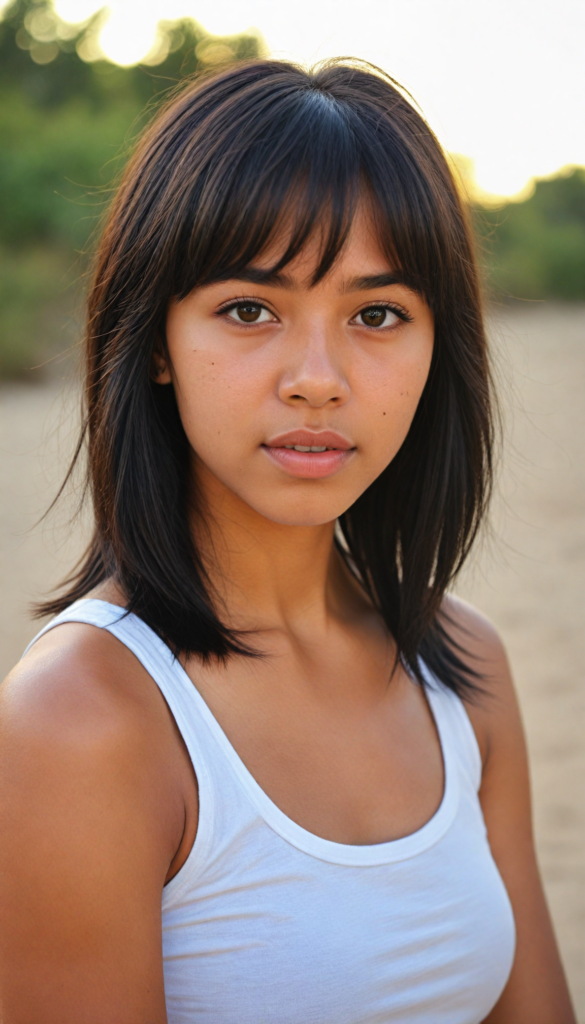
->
xmin=277 ymin=325 xmax=350 ymax=409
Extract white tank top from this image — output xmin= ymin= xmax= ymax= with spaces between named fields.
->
xmin=27 ymin=599 xmax=516 ymax=1024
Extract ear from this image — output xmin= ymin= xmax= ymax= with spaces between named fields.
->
xmin=150 ymin=348 xmax=172 ymax=385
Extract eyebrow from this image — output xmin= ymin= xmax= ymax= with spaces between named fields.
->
xmin=220 ymin=268 xmax=407 ymax=292
xmin=221 ymin=267 xmax=295 ymax=287
xmin=341 ymin=273 xmax=406 ymax=292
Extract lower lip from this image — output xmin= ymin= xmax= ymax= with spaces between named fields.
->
xmin=262 ymin=446 xmax=355 ymax=479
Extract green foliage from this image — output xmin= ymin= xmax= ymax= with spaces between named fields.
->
xmin=0 ymin=244 xmax=80 ymax=376
xmin=0 ymin=90 xmax=136 ymax=249
xmin=474 ymin=169 xmax=585 ymax=301
xmin=0 ymin=0 xmax=262 ymax=377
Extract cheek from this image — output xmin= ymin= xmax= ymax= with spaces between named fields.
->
xmin=167 ymin=301 xmax=259 ymax=447
xmin=169 ymin=346 xmax=269 ymax=460
xmin=358 ymin=340 xmax=433 ymax=466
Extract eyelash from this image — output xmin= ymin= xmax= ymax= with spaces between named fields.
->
xmin=353 ymin=302 xmax=414 ymax=327
xmin=215 ymin=297 xmax=414 ymax=329
xmin=215 ymin=297 xmax=276 ymax=324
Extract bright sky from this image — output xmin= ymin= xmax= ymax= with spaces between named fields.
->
xmin=22 ymin=0 xmax=585 ymax=197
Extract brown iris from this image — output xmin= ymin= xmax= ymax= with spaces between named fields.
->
xmin=235 ymin=303 xmax=262 ymax=322
xmin=360 ymin=307 xmax=387 ymax=327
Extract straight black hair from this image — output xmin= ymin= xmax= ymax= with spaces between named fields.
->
xmin=39 ymin=58 xmax=495 ymax=697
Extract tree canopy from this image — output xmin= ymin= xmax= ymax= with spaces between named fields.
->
xmin=0 ymin=0 xmax=262 ymax=374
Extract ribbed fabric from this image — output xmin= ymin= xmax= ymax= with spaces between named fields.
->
xmin=26 ymin=599 xmax=515 ymax=1024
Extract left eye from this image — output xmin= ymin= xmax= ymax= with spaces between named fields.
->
xmin=226 ymin=303 xmax=273 ymax=324
xmin=357 ymin=306 xmax=399 ymax=328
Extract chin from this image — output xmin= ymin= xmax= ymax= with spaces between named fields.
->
xmin=248 ymin=496 xmax=349 ymax=528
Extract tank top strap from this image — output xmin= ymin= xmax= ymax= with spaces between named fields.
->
xmin=24 ymin=603 xmax=483 ymax=803
xmin=22 ymin=598 xmax=256 ymax=886
xmin=421 ymin=663 xmax=483 ymax=794
xmin=23 ymin=598 xmax=231 ymax=771
xmin=24 ymin=602 xmax=203 ymax=743
xmin=22 ymin=597 xmax=128 ymax=654
xmin=23 ymin=600 xmax=482 ymax=872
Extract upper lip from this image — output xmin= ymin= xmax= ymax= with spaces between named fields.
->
xmin=264 ymin=430 xmax=355 ymax=450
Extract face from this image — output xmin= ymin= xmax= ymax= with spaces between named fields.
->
xmin=161 ymin=208 xmax=434 ymax=528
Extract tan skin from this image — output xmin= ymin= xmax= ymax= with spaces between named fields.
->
xmin=0 ymin=210 xmax=575 ymax=1022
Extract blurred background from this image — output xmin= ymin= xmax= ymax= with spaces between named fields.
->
xmin=0 ymin=0 xmax=583 ymax=1015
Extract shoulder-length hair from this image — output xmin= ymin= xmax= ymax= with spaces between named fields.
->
xmin=41 ymin=58 xmax=494 ymax=698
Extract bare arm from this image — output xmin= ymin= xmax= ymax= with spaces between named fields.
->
xmin=0 ymin=624 xmax=193 ymax=1024
xmin=444 ymin=596 xmax=576 ymax=1024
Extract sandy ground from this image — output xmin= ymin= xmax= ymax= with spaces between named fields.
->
xmin=1 ymin=302 xmax=584 ymax=1017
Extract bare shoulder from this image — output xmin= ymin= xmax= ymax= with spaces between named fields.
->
xmin=440 ymin=593 xmax=520 ymax=768
xmin=441 ymin=592 xmax=509 ymax=672
xmin=0 ymin=623 xmax=184 ymax=1020
xmin=0 ymin=620 xmax=189 ymax=874
xmin=2 ymin=620 xmax=165 ymax=755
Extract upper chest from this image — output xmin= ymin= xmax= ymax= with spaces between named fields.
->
xmin=182 ymin=632 xmax=446 ymax=846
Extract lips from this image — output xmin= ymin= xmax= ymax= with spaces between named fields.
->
xmin=262 ymin=429 xmax=355 ymax=479
xmin=264 ymin=429 xmax=354 ymax=451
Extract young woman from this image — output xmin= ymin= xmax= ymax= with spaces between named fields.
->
xmin=0 ymin=60 xmax=575 ymax=1023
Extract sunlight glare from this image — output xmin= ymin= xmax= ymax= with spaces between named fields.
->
xmin=53 ymin=0 xmax=104 ymax=24
xmin=473 ymin=160 xmax=538 ymax=203
xmin=98 ymin=4 xmax=159 ymax=66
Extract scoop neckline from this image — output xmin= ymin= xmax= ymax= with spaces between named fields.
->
xmin=77 ymin=598 xmax=460 ymax=867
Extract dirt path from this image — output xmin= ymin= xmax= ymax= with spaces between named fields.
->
xmin=1 ymin=303 xmax=584 ymax=1016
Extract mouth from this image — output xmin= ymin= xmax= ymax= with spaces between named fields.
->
xmin=261 ymin=430 xmax=356 ymax=479
xmin=282 ymin=443 xmax=340 ymax=452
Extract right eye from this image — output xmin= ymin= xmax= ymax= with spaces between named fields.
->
xmin=225 ymin=303 xmax=273 ymax=324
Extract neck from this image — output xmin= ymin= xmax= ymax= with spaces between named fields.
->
xmin=192 ymin=460 xmax=353 ymax=634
